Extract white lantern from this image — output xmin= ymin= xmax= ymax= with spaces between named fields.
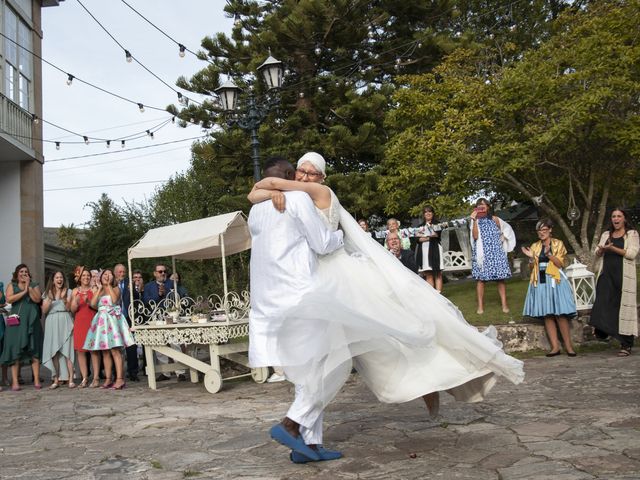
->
xmin=564 ymin=259 xmax=596 ymax=311
xmin=257 ymin=54 xmax=284 ymax=90
xmin=214 ymin=78 xmax=242 ymax=111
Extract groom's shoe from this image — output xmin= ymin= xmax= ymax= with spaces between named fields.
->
xmin=290 ymin=446 xmax=343 ymax=464
xmin=269 ymin=424 xmax=320 ymax=461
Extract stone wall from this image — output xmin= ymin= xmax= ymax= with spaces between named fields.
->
xmin=486 ymin=314 xmax=594 ymax=353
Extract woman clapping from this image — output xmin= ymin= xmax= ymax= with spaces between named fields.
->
xmin=0 ymin=264 xmax=43 ymax=391
xmin=42 ymin=271 xmax=76 ymax=388
xmin=83 ymin=269 xmax=135 ymax=390
xmin=521 ymin=219 xmax=577 ymax=357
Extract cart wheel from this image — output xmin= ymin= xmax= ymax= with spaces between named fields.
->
xmin=251 ymin=367 xmax=269 ymax=384
xmin=203 ymin=370 xmax=223 ymax=394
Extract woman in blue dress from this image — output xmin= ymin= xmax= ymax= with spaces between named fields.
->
xmin=521 ymin=219 xmax=577 ymax=356
xmin=470 ymin=198 xmax=512 ymax=314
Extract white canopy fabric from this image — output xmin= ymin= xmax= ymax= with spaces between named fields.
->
xmin=128 ymin=211 xmax=251 ymax=260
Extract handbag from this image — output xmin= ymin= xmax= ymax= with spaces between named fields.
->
xmin=5 ymin=301 xmax=23 ymax=327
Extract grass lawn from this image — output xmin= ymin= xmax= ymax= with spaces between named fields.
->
xmin=443 ymin=266 xmax=640 ymax=327
xmin=442 ymin=277 xmax=530 ymax=326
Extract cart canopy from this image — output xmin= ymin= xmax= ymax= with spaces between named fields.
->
xmin=128 ymin=211 xmax=251 ymax=260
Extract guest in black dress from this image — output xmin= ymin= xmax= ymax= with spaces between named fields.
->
xmin=589 ymin=208 xmax=639 ymax=357
xmin=415 ymin=206 xmax=444 ymax=292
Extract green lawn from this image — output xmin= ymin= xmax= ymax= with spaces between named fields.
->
xmin=442 ymin=277 xmax=530 ymax=326
xmin=443 ymin=266 xmax=640 ymax=327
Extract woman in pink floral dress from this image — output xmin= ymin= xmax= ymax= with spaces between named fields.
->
xmin=83 ymin=269 xmax=135 ymax=390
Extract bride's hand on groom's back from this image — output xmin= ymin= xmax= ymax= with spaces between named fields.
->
xmin=271 ymin=191 xmax=286 ymax=212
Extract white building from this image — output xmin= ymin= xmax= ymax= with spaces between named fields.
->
xmin=0 ymin=0 xmax=63 ymax=285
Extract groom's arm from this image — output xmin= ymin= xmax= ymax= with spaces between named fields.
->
xmin=289 ymin=192 xmax=343 ymax=255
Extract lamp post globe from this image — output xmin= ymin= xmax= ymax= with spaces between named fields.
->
xmin=214 ymin=78 xmax=242 ymax=112
xmin=257 ymin=55 xmax=284 ymax=90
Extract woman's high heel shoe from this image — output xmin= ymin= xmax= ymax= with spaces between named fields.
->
xmin=79 ymin=378 xmax=89 ymax=388
xmin=110 ymin=379 xmax=126 ymax=390
xmin=89 ymin=379 xmax=100 ymax=388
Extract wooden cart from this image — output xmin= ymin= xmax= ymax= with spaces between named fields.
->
xmin=127 ymin=212 xmax=268 ymax=393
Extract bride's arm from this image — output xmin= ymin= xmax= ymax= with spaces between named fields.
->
xmin=255 ymin=177 xmax=332 ymax=209
xmin=247 ymin=184 xmax=286 ymax=212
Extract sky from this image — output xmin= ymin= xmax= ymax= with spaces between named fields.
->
xmin=41 ymin=0 xmax=233 ymax=227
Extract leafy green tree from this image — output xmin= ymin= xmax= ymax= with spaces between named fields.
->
xmin=383 ymin=0 xmax=640 ymax=264
xmin=75 ymin=194 xmax=152 ymax=271
xmin=165 ymin=0 xmax=576 ymax=224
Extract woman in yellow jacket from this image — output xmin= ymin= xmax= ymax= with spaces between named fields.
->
xmin=521 ymin=219 xmax=577 ymax=357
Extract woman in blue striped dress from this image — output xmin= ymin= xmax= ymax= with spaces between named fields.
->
xmin=522 ymin=218 xmax=577 ymax=357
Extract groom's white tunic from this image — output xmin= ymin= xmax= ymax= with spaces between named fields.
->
xmin=248 ymin=191 xmax=343 ymax=368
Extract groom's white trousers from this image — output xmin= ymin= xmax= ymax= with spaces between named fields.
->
xmin=285 ymin=360 xmax=353 ymax=445
xmin=287 ymin=383 xmax=324 ymax=445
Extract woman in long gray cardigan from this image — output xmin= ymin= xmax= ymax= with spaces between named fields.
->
xmin=590 ymin=208 xmax=639 ymax=357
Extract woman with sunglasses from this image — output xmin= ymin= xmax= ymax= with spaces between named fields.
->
xmin=521 ymin=219 xmax=577 ymax=357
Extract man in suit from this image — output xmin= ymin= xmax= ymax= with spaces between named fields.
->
xmin=386 ymin=232 xmax=419 ymax=273
xmin=248 ymin=157 xmax=345 ymax=463
xmin=114 ymin=264 xmax=140 ymax=382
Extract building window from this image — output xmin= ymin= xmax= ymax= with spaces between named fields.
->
xmin=4 ymin=6 xmax=32 ymax=110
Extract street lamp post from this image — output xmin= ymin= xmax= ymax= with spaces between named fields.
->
xmin=214 ymin=54 xmax=284 ymax=181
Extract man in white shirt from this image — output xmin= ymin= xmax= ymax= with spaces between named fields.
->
xmin=248 ymin=158 xmax=344 ymax=463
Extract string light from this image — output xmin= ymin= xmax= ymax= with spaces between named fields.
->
xmin=125 ymin=50 xmax=133 ymax=63
xmin=106 ymin=140 xmax=111 ymax=148
xmin=83 ymin=136 xmax=89 ymax=145
xmin=178 ymin=44 xmax=186 ymax=58
xmin=55 ymin=142 xmax=60 ymax=150
xmin=32 ymin=114 xmax=39 ymax=124
xmin=121 ymin=140 xmax=126 ymax=148
xmin=138 ymin=103 xmax=145 ymax=113
xmin=66 ymin=74 xmax=74 ymax=86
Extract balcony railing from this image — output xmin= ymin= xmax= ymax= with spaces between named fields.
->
xmin=0 ymin=94 xmax=33 ymax=150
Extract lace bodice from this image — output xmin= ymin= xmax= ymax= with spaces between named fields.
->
xmin=316 ymin=189 xmax=340 ymax=231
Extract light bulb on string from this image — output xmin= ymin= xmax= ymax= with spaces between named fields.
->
xmin=83 ymin=136 xmax=89 ymax=145
xmin=32 ymin=114 xmax=39 ymax=124
xmin=315 ymin=45 xmax=321 ymax=55
xmin=171 ymin=116 xmax=176 ymax=124
xmin=137 ymin=103 xmax=145 ymax=113
xmin=125 ymin=50 xmax=133 ymax=63
xmin=106 ymin=140 xmax=111 ymax=148
xmin=150 ymin=132 xmax=154 ymax=139
xmin=66 ymin=74 xmax=74 ymax=86
xmin=55 ymin=142 xmax=60 ymax=150
xmin=234 ymin=13 xmax=241 ymax=27
xmin=178 ymin=44 xmax=186 ymax=58
xmin=121 ymin=140 xmax=126 ymax=148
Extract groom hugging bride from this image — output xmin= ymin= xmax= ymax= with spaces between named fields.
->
xmin=247 ymin=152 xmax=524 ymax=464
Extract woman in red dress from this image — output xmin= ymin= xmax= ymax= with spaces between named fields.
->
xmin=70 ymin=267 xmax=97 ymax=387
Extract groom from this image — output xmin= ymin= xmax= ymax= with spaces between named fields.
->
xmin=248 ymin=157 xmax=345 ymax=463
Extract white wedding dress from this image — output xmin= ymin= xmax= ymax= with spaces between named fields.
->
xmin=267 ymin=190 xmax=524 ymax=408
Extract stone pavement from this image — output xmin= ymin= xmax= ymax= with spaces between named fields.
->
xmin=1 ymin=350 xmax=639 ymax=480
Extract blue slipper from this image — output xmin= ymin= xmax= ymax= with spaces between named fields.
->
xmin=290 ymin=446 xmax=343 ymax=464
xmin=269 ymin=424 xmax=320 ymax=461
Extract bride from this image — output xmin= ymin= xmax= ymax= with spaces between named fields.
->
xmin=248 ymin=152 xmax=524 ymax=414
